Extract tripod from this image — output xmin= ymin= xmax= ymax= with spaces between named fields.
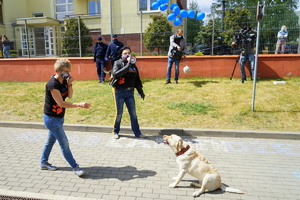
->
xmin=230 ymin=54 xmax=253 ymax=83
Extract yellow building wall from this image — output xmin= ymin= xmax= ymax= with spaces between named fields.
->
xmin=26 ymin=0 xmax=55 ymax=18
xmin=96 ymin=0 xmax=164 ymax=35
xmin=1 ymin=0 xmax=185 ymax=56
xmin=67 ymin=0 xmax=182 ymax=36
xmin=73 ymin=0 xmax=88 ymax=15
xmin=1 ymin=0 xmax=27 ymax=41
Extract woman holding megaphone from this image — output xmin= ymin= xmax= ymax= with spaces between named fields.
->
xmin=110 ymin=46 xmax=146 ymax=139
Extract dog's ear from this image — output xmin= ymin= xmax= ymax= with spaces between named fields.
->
xmin=176 ymin=138 xmax=183 ymax=152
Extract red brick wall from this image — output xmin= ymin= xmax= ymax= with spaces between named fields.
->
xmin=0 ymin=54 xmax=299 ymax=82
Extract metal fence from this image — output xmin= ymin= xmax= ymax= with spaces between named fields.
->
xmin=1 ymin=3 xmax=299 ymax=58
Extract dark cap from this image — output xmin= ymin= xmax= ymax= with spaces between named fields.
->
xmin=97 ymin=36 xmax=102 ymax=40
xmin=113 ymin=34 xmax=118 ymax=38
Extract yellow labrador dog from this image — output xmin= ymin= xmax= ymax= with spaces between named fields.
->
xmin=163 ymin=134 xmax=244 ymax=197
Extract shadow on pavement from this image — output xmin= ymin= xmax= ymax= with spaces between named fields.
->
xmin=58 ymin=165 xmax=157 ymax=181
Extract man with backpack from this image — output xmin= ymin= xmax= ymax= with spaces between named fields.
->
xmin=165 ymin=29 xmax=187 ymax=84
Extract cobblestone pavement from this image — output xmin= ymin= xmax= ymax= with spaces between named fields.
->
xmin=1 ymin=127 xmax=300 ymax=200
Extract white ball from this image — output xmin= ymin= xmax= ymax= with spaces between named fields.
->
xmin=183 ymin=65 xmax=191 ymax=74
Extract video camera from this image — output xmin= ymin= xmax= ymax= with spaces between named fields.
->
xmin=235 ymin=27 xmax=256 ymax=43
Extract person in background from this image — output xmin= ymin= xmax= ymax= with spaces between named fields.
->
xmin=165 ymin=29 xmax=187 ymax=84
xmin=275 ymin=25 xmax=288 ymax=54
xmin=2 ymin=35 xmax=10 ymax=58
xmin=41 ymin=58 xmax=90 ymax=177
xmin=93 ymin=36 xmax=108 ymax=83
xmin=110 ymin=46 xmax=146 ymax=140
xmin=105 ymin=34 xmax=124 ymax=80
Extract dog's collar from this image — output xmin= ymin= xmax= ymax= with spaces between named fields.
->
xmin=176 ymin=145 xmax=190 ymax=156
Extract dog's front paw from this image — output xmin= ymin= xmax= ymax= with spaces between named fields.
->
xmin=169 ymin=183 xmax=177 ymax=188
xmin=193 ymin=191 xmax=200 ymax=197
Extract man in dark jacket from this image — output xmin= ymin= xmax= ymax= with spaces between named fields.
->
xmin=231 ymin=28 xmax=257 ymax=83
xmin=93 ymin=36 xmax=108 ymax=83
xmin=105 ymin=34 xmax=124 ymax=71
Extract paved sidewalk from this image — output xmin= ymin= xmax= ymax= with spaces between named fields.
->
xmin=0 ymin=121 xmax=299 ymax=140
xmin=1 ymin=125 xmax=300 ymax=200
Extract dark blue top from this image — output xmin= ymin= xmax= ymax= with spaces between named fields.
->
xmin=93 ymin=42 xmax=108 ymax=58
xmin=105 ymin=40 xmax=124 ymax=61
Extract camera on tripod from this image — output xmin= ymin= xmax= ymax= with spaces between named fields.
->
xmin=235 ymin=27 xmax=256 ymax=43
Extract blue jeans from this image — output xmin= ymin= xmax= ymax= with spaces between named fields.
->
xmin=3 ymin=46 xmax=10 ymax=58
xmin=112 ymin=88 xmax=142 ymax=137
xmin=41 ymin=114 xmax=77 ymax=168
xmin=240 ymin=53 xmax=255 ymax=79
xmin=166 ymin=56 xmax=180 ymax=81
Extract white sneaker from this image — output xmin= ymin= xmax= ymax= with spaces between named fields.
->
xmin=113 ymin=134 xmax=119 ymax=139
xmin=137 ymin=134 xmax=147 ymax=138
xmin=73 ymin=165 xmax=86 ymax=177
xmin=41 ymin=162 xmax=58 ymax=171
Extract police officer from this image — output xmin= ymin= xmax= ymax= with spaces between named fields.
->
xmin=93 ymin=36 xmax=108 ymax=83
xmin=105 ymin=34 xmax=124 ymax=74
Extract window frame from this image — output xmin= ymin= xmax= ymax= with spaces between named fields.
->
xmin=138 ymin=0 xmax=160 ymax=13
xmin=55 ymin=0 xmax=73 ymax=20
xmin=88 ymin=0 xmax=101 ymax=15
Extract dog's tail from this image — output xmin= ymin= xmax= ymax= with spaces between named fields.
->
xmin=221 ymin=184 xmax=244 ymax=194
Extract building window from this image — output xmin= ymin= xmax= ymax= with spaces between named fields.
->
xmin=33 ymin=12 xmax=43 ymax=17
xmin=55 ymin=0 xmax=73 ymax=20
xmin=88 ymin=0 xmax=101 ymax=15
xmin=139 ymin=0 xmax=158 ymax=12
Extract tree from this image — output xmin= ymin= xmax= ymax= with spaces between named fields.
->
xmin=195 ymin=19 xmax=221 ymax=46
xmin=221 ymin=8 xmax=252 ymax=45
xmin=216 ymin=0 xmax=299 ymax=51
xmin=187 ymin=0 xmax=204 ymax=47
xmin=143 ymin=15 xmax=172 ymax=54
xmin=62 ymin=17 xmax=93 ymax=56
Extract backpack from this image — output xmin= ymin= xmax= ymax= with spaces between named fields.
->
xmin=171 ymin=46 xmax=183 ymax=60
xmin=171 ymin=35 xmax=184 ymax=60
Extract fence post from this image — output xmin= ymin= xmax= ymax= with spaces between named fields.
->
xmin=252 ymin=2 xmax=265 ymax=112
xmin=140 ymin=10 xmax=143 ymax=56
xmin=110 ymin=0 xmax=113 ymax=39
xmin=211 ymin=8 xmax=215 ymax=55
xmin=77 ymin=16 xmax=82 ymax=57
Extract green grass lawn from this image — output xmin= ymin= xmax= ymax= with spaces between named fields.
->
xmin=0 ymin=77 xmax=299 ymax=132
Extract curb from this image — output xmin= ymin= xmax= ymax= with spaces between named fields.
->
xmin=0 ymin=189 xmax=99 ymax=200
xmin=1 ymin=121 xmax=299 ymax=140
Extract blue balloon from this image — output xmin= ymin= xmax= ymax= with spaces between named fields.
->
xmin=187 ymin=10 xmax=195 ymax=18
xmin=164 ymin=0 xmax=170 ymax=3
xmin=180 ymin=9 xmax=188 ymax=18
xmin=157 ymin=0 xmax=164 ymax=5
xmin=167 ymin=13 xmax=176 ymax=21
xmin=174 ymin=17 xmax=182 ymax=26
xmin=196 ymin=12 xmax=205 ymax=20
xmin=173 ymin=6 xmax=180 ymax=15
xmin=159 ymin=4 xmax=168 ymax=11
xmin=170 ymin=3 xmax=178 ymax=10
xmin=151 ymin=2 xmax=160 ymax=9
